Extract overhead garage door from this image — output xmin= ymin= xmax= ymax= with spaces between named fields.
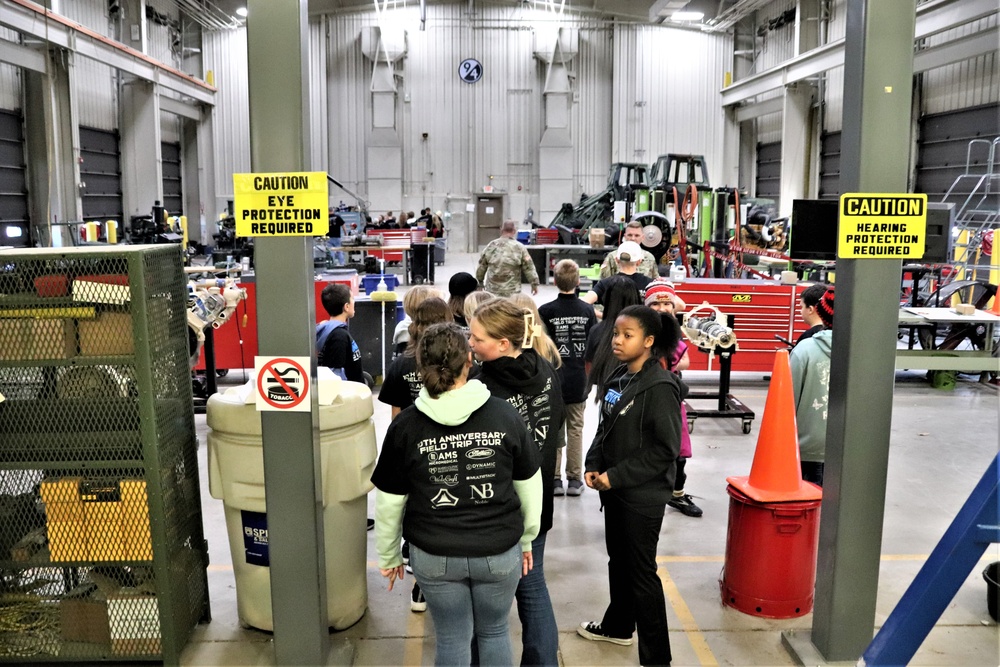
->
xmin=79 ymin=126 xmax=123 ymax=226
xmin=755 ymin=141 xmax=782 ymax=210
xmin=161 ymin=141 xmax=182 ymax=216
xmin=818 ymin=131 xmax=841 ymax=200
xmin=915 ymin=103 xmax=1000 ymax=202
xmin=0 ymin=109 xmax=29 ymax=247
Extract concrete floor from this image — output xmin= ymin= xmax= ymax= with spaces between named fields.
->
xmin=180 ymin=252 xmax=1000 ymax=666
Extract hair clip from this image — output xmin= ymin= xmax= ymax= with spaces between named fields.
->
xmin=522 ymin=312 xmax=541 ymax=348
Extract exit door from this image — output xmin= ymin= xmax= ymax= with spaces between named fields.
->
xmin=475 ymin=195 xmax=504 ymax=248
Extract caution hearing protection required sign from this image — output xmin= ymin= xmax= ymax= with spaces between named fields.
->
xmin=233 ymin=172 xmax=329 ymax=237
xmin=837 ymin=193 xmax=927 ymax=259
xmin=255 ymin=356 xmax=311 ymax=412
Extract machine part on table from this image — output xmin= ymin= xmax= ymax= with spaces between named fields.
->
xmin=683 ymin=302 xmax=737 ymax=351
xmin=188 ymin=278 xmax=248 ymax=368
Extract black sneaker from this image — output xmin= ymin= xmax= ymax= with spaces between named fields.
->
xmin=667 ymin=494 xmax=703 ymax=518
xmin=577 ymin=621 xmax=632 ymax=646
xmin=553 ymin=479 xmax=565 ymax=496
xmin=410 ymin=584 xmax=427 ymax=613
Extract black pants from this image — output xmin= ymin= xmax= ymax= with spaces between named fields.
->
xmin=673 ymin=457 xmax=688 ymax=492
xmin=600 ymin=496 xmax=672 ymax=666
xmin=801 ymin=461 xmax=825 ymax=487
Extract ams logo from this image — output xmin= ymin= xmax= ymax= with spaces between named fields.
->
xmin=731 ymin=294 xmax=751 ymax=303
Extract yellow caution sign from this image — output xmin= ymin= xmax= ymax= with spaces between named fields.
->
xmin=233 ymin=172 xmax=329 ymax=237
xmin=838 ymin=193 xmax=927 ymax=259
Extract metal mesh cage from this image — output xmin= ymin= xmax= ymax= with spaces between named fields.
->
xmin=0 ymin=246 xmax=209 ymax=663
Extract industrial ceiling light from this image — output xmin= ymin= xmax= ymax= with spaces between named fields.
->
xmin=235 ymin=7 xmax=247 ymax=17
xmin=671 ymin=10 xmax=703 ymax=21
xmin=672 ymin=0 xmax=718 ymax=22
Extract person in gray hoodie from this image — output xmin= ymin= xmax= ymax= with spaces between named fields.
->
xmin=372 ymin=322 xmax=542 ymax=666
xmin=790 ymin=287 xmax=835 ymax=486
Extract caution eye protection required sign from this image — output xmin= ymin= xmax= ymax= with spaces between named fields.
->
xmin=234 ymin=172 xmax=329 ymax=237
xmin=838 ymin=193 xmax=927 ymax=259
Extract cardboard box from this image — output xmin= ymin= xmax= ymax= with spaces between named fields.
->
xmin=78 ymin=311 xmax=134 ymax=356
xmin=0 ymin=318 xmax=76 ymax=361
xmin=120 ymin=480 xmax=153 ymax=560
xmin=108 ymin=595 xmax=161 ymax=656
xmin=40 ymin=477 xmax=89 ymax=561
xmin=61 ymin=586 xmax=111 ymax=646
xmin=80 ymin=482 xmax=124 ymax=561
xmin=589 ymin=228 xmax=606 ymax=248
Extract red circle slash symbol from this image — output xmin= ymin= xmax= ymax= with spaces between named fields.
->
xmin=257 ymin=358 xmax=309 ymax=409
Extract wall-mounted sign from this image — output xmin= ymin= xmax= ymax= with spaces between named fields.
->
xmin=838 ymin=193 xmax=927 ymax=259
xmin=233 ymin=172 xmax=329 ymax=237
xmin=459 ymin=58 xmax=483 ymax=84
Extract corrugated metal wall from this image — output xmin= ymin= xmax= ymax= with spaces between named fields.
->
xmin=921 ymin=13 xmax=999 ymax=115
xmin=0 ymin=28 xmax=21 ymax=111
xmin=0 ymin=62 xmax=20 ymax=112
xmin=203 ymin=4 xmax=730 ymax=215
xmin=202 ymin=28 xmax=250 ymax=199
xmin=756 ymin=0 xmax=799 ymax=68
xmin=611 ymin=24 xmax=731 ymax=186
xmin=572 ymin=26 xmax=613 ymax=198
xmin=75 ymin=58 xmax=118 ymax=131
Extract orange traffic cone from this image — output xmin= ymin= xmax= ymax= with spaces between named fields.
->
xmin=727 ymin=349 xmax=822 ymax=502
xmin=990 ymin=288 xmax=1000 ymax=316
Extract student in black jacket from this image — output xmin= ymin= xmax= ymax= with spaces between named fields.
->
xmin=470 ymin=297 xmax=565 ymax=667
xmin=577 ymin=305 xmax=684 ymax=667
xmin=372 ymin=323 xmax=542 ymax=666
xmin=538 ymin=259 xmax=596 ymax=496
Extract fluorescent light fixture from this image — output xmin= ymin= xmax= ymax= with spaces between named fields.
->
xmin=672 ymin=10 xmax=704 ymax=21
xmin=4 ymin=225 xmax=22 ymax=238
xmin=235 ymin=7 xmax=248 ymax=17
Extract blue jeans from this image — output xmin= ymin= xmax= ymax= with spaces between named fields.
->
xmin=328 ymin=237 xmax=345 ymax=265
xmin=411 ymin=543 xmax=522 ymax=667
xmin=515 ymin=533 xmax=559 ymax=666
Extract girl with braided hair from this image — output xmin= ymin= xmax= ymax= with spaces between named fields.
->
xmin=469 ymin=298 xmax=565 ymax=667
xmin=372 ymin=322 xmax=542 ymax=666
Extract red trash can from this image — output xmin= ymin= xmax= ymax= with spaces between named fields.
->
xmin=720 ymin=484 xmax=821 ymax=618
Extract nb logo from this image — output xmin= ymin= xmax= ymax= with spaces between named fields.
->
xmin=470 ymin=483 xmax=494 ymax=500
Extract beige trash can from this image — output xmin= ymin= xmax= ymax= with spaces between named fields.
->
xmin=206 ymin=380 xmax=376 ymax=631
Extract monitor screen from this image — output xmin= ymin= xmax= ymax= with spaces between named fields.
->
xmin=790 ymin=199 xmax=839 ymax=262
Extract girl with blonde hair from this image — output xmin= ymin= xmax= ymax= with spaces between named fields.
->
xmin=468 ymin=298 xmax=564 ymax=666
xmin=509 ymin=293 xmax=562 ymax=369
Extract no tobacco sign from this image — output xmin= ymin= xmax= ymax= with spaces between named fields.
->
xmin=255 ymin=356 xmax=311 ymax=412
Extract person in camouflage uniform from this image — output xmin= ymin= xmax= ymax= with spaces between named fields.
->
xmin=476 ymin=220 xmax=540 ymax=297
xmin=600 ymin=221 xmax=660 ymax=279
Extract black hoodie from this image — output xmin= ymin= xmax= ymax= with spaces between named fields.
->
xmin=478 ymin=348 xmax=565 ymax=534
xmin=585 ymin=358 xmax=687 ymax=517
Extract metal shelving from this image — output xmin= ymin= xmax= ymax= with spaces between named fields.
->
xmin=0 ymin=245 xmax=210 ymax=664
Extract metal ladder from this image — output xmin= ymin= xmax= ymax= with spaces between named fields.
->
xmin=939 ymin=137 xmax=1000 ymax=285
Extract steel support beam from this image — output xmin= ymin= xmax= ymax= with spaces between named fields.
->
xmin=784 ymin=1 xmax=918 ymax=661
xmin=247 ymin=1 xmax=331 ymax=665
xmin=0 ymin=0 xmax=215 ymax=104
xmin=0 ymin=37 xmax=45 ymax=72
xmin=160 ymin=95 xmax=202 ymax=121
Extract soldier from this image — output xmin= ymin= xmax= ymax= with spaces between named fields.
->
xmin=600 ymin=221 xmax=660 ymax=280
xmin=476 ymin=220 xmax=539 ymax=297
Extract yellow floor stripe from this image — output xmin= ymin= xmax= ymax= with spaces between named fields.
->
xmin=403 ymin=585 xmax=426 ymax=667
xmin=659 ymin=565 xmax=719 ymax=666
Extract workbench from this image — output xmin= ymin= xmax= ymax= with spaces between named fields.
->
xmin=525 ymin=244 xmax=616 ymax=284
xmin=895 ymin=307 xmax=1000 ymax=373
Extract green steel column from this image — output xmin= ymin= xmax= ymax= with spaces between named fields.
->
xmin=246 ymin=1 xmax=329 ymax=664
xmin=812 ymin=0 xmax=917 ymax=660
